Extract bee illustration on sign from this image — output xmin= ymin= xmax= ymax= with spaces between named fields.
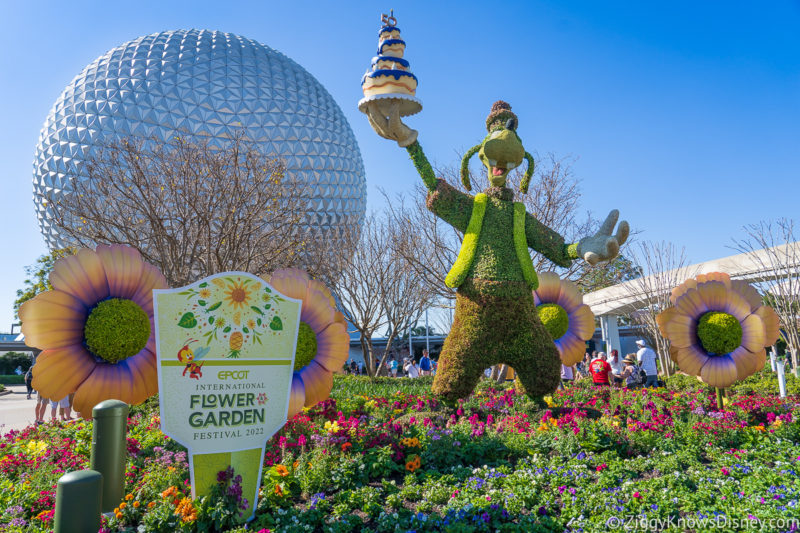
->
xmin=177 ymin=339 xmax=210 ymax=380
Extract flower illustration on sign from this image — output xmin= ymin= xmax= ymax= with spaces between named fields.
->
xmin=174 ymin=275 xmax=289 ymax=359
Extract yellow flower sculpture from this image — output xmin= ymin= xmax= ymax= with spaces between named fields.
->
xmin=533 ymin=272 xmax=595 ymax=365
xmin=20 ymin=245 xmax=167 ymax=417
xmin=267 ymin=269 xmax=350 ymax=418
xmin=657 ymin=272 xmax=780 ymax=388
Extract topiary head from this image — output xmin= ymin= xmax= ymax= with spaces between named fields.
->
xmin=460 ymin=101 xmax=535 ymax=193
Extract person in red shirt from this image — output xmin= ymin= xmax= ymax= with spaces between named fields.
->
xmin=589 ymin=352 xmax=612 ymax=386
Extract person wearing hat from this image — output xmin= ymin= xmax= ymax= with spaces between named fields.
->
xmin=589 ymin=351 xmax=612 ymax=387
xmin=619 ymin=353 xmax=643 ymax=389
xmin=635 ymin=339 xmax=659 ymax=388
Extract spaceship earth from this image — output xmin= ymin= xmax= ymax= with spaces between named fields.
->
xmin=32 ymin=29 xmax=366 ymax=249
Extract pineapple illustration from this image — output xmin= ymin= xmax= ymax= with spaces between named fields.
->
xmin=227 ymin=331 xmax=243 ymax=358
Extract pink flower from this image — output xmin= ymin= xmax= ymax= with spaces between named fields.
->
xmin=721 ymin=467 xmax=730 ymax=476
xmin=633 ymin=492 xmax=641 ymax=499
xmin=596 ymin=463 xmax=608 ymax=472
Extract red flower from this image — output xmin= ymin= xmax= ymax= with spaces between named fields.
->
xmin=633 ymin=491 xmax=641 ymax=499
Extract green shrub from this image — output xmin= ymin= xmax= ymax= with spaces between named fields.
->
xmin=0 ymin=375 xmax=25 ymax=385
xmin=0 ymin=352 xmax=33 ymax=374
xmin=665 ymin=373 xmax=707 ymax=392
xmin=732 ymin=367 xmax=800 ymax=396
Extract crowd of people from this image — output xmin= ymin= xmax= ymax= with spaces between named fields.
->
xmin=562 ymin=339 xmax=662 ymax=390
xmin=345 ymin=349 xmax=438 ymax=378
xmin=17 ymin=365 xmax=75 ymax=424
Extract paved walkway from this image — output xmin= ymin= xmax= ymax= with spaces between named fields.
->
xmin=0 ymin=384 xmax=41 ymax=433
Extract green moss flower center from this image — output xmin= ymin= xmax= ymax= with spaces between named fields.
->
xmin=537 ymin=303 xmax=569 ymax=340
xmin=697 ymin=311 xmax=742 ymax=355
xmin=84 ymin=298 xmax=150 ymax=364
xmin=294 ymin=321 xmax=318 ymax=371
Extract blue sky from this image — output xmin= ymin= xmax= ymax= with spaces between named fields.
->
xmin=0 ymin=1 xmax=798 ymax=331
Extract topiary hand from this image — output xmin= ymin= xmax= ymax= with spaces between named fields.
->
xmin=577 ymin=209 xmax=630 ymax=265
xmin=364 ymin=101 xmax=418 ymax=147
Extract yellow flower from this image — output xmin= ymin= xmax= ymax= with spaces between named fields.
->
xmin=543 ymin=396 xmax=554 ymax=407
xmin=26 ymin=440 xmax=48 ymax=457
xmin=324 ymin=420 xmax=341 ymax=433
xmin=275 ymin=465 xmax=289 ymax=477
xmin=223 ymin=279 xmax=255 ymax=310
xmin=199 ymin=289 xmax=211 ymax=299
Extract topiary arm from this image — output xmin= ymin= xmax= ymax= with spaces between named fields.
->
xmin=425 ymin=178 xmax=473 ymax=234
xmin=405 ymin=140 xmax=438 ymax=192
xmin=524 ymin=212 xmax=579 ymax=268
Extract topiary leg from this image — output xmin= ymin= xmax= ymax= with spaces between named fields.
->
xmin=432 ymin=279 xmax=561 ymax=401
xmin=432 ymin=289 xmax=493 ymax=401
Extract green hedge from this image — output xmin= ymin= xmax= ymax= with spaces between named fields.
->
xmin=0 ymin=352 xmax=33 ymax=374
xmin=0 ymin=375 xmax=25 ymax=385
xmin=665 ymin=366 xmax=800 ymax=396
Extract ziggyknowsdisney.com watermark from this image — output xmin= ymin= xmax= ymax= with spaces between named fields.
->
xmin=601 ymin=515 xmax=799 ymax=531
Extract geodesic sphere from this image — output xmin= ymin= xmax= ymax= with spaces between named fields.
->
xmin=33 ymin=29 xmax=366 ymax=249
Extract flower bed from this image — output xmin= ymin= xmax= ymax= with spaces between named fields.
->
xmin=1 ymin=371 xmax=799 ymax=532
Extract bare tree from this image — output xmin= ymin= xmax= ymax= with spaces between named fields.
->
xmin=732 ymin=219 xmax=800 ymax=373
xmin=333 ymin=213 xmax=436 ymax=377
xmin=381 ymin=225 xmax=436 ymax=374
xmin=48 ymin=134 xmax=345 ymax=286
xmin=621 ymin=241 xmax=698 ymax=377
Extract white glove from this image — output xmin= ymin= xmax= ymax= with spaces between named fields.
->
xmin=364 ymin=101 xmax=418 ymax=147
xmin=577 ymin=210 xmax=630 ymax=265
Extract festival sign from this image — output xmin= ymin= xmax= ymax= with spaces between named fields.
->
xmin=154 ymin=272 xmax=301 ymax=520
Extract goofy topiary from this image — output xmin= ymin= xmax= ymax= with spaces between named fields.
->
xmin=365 ymin=100 xmax=629 ymax=401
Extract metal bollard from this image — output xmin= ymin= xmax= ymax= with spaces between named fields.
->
xmin=90 ymin=400 xmax=129 ymax=513
xmin=55 ymin=469 xmax=102 ymax=533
